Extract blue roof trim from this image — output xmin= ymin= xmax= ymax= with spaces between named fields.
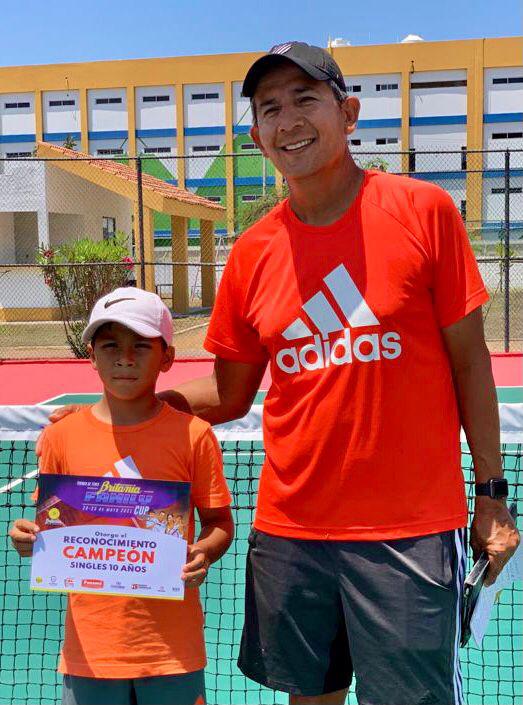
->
xmin=483 ymin=169 xmax=523 ymax=178
xmin=165 ymin=179 xmax=179 ymax=186
xmin=483 ymin=113 xmax=523 ymax=124
xmin=233 ymin=125 xmax=251 ymax=134
xmin=43 ymin=131 xmax=81 ymax=141
xmin=0 ymin=134 xmax=35 ymax=144
xmin=135 ymin=128 xmax=177 ymax=138
xmin=183 ymin=126 xmax=225 ymax=136
xmin=88 ymin=130 xmax=128 ymax=140
xmin=185 ymin=177 xmax=227 ymax=187
xmin=234 ymin=176 xmax=276 ymax=186
xmin=409 ymin=115 xmax=467 ymax=126
xmin=357 ymin=118 xmax=401 ymax=129
xmin=412 ymin=171 xmax=466 ymax=181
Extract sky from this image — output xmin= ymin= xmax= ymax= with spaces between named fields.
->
xmin=0 ymin=0 xmax=521 ymax=67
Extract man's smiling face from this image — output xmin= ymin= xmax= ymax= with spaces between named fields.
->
xmin=250 ymin=61 xmax=359 ymax=181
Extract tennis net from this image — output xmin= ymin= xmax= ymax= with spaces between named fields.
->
xmin=0 ymin=403 xmax=521 ymax=705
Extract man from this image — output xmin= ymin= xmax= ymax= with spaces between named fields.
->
xmin=50 ymin=42 xmax=518 ymax=705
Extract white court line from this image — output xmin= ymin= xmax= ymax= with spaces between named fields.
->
xmin=0 ymin=469 xmax=38 ymax=494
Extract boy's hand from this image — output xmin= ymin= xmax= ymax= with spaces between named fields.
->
xmin=182 ymin=544 xmax=210 ymax=588
xmin=35 ymin=405 xmax=84 ymax=456
xmin=9 ymin=519 xmax=39 ymax=557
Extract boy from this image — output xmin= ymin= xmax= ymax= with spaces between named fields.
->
xmin=9 ymin=287 xmax=234 ymax=705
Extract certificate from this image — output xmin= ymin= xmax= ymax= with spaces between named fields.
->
xmin=30 ymin=474 xmax=191 ymax=600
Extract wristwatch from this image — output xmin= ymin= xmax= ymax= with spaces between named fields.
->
xmin=475 ymin=478 xmax=509 ymax=499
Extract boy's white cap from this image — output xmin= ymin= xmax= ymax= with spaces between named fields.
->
xmin=82 ymin=287 xmax=173 ymax=345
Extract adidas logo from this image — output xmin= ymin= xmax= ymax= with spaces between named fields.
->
xmin=276 ymin=264 xmax=402 ymax=374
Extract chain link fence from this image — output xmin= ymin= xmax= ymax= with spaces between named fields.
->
xmin=0 ymin=148 xmax=521 ymax=359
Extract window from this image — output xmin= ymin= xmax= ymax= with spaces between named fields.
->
xmin=191 ymin=92 xmax=220 ymax=100
xmin=206 ymin=196 xmax=221 ymax=202
xmin=97 ymin=148 xmax=124 ymax=156
xmin=241 ymin=195 xmax=260 ymax=202
xmin=410 ymin=79 xmax=467 ymax=89
xmin=143 ymin=146 xmax=172 ymax=154
xmin=376 ymin=137 xmax=398 ymax=145
xmin=192 ymin=145 xmax=220 ymax=153
xmin=408 ymin=148 xmax=416 ymax=172
xmin=461 ymin=146 xmax=467 ymax=171
xmin=6 ymin=152 xmax=31 ymax=158
xmin=491 ymin=187 xmax=523 ymax=194
xmin=345 ymin=84 xmax=361 ymax=93
xmin=142 ymin=95 xmax=170 ymax=103
xmin=460 ymin=200 xmax=467 ymax=221
xmin=376 ymin=83 xmax=398 ymax=92
xmin=102 ymin=217 xmax=116 ymax=240
xmin=4 ymin=101 xmax=30 ymax=109
xmin=492 ymin=132 xmax=523 ymax=139
xmin=49 ymin=99 xmax=75 ymax=107
xmin=95 ymin=97 xmax=122 ymax=105
xmin=240 ymin=143 xmax=258 ymax=150
xmin=493 ymin=76 xmax=523 ymax=85
xmin=349 ymin=138 xmax=361 ymax=146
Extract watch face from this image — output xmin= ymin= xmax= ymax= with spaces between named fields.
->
xmin=491 ymin=479 xmax=509 ymax=498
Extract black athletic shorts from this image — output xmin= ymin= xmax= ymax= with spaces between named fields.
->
xmin=238 ymin=528 xmax=467 ymax=705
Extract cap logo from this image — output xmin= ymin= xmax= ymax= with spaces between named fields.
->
xmin=104 ymin=297 xmax=136 ymax=309
xmin=271 ymin=42 xmax=293 ymax=55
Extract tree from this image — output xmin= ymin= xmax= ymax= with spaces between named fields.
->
xmin=63 ymin=134 xmax=77 ymax=150
xmin=37 ymin=234 xmax=134 ymax=358
xmin=360 ymin=156 xmax=389 ymax=172
xmin=238 ymin=185 xmax=289 ymax=235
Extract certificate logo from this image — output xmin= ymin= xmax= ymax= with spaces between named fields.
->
xmin=110 ymin=581 xmax=125 ymax=590
xmin=35 ymin=576 xmax=43 ymax=584
xmin=131 ymin=583 xmax=150 ymax=591
xmin=50 ymin=576 xmax=57 ymax=585
xmin=48 ymin=508 xmax=60 ymax=519
xmin=64 ymin=578 xmax=75 ymax=588
xmin=81 ymin=579 xmax=104 ymax=589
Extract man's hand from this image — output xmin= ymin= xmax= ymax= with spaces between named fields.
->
xmin=182 ymin=544 xmax=210 ymax=588
xmin=9 ymin=519 xmax=39 ymax=557
xmin=35 ymin=405 xmax=83 ymax=455
xmin=470 ymin=498 xmax=520 ymax=586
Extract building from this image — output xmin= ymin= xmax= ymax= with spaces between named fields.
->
xmin=0 ymin=36 xmax=521 ymax=246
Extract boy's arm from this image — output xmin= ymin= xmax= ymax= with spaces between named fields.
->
xmin=182 ymin=506 xmax=234 ymax=587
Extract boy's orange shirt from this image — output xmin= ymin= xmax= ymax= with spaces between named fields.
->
xmin=38 ymin=403 xmax=231 ymax=679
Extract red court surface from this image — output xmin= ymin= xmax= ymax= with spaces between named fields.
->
xmin=0 ymin=353 xmax=521 ymax=405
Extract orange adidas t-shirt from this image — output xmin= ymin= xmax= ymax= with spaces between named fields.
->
xmin=204 ymin=171 xmax=488 ymax=541
xmin=37 ymin=404 xmax=231 ymax=679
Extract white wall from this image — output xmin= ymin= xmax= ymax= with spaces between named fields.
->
xmin=184 ymin=134 xmax=225 ymax=179
xmin=14 ymin=212 xmax=39 ymax=263
xmin=88 ymin=138 xmax=128 ymax=156
xmin=135 ymin=86 xmax=176 ymax=130
xmin=0 ymin=211 xmax=15 ymax=262
xmin=45 ymin=164 xmax=132 ymax=241
xmin=0 ymin=92 xmax=35 ymax=136
xmin=483 ymin=176 xmax=523 ymax=224
xmin=0 ymin=161 xmax=46 ymax=211
xmin=184 ymin=84 xmax=224 ymax=127
xmin=410 ymin=70 xmax=467 ymax=117
xmin=484 ymin=67 xmax=523 ymax=114
xmin=137 ymin=136 xmax=177 ymax=155
xmin=343 ymin=74 xmax=401 ymax=120
xmin=0 ymin=142 xmax=34 ymax=160
xmin=88 ymin=88 xmax=127 ymax=132
xmin=410 ymin=125 xmax=466 ymax=171
xmin=233 ymin=81 xmax=252 ymax=128
xmin=43 ymin=90 xmax=81 ymax=135
xmin=484 ymin=122 xmax=523 ymax=169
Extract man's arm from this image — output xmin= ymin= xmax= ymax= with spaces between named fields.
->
xmin=158 ymin=355 xmax=267 ymax=425
xmin=442 ymin=307 xmax=519 ymax=585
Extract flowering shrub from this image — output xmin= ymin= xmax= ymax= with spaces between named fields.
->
xmin=37 ymin=233 xmax=134 ymax=358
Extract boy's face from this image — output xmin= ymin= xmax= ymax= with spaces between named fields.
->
xmin=88 ymin=322 xmax=174 ymax=400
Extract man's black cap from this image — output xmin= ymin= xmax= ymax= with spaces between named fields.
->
xmin=242 ymin=41 xmax=346 ymax=98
